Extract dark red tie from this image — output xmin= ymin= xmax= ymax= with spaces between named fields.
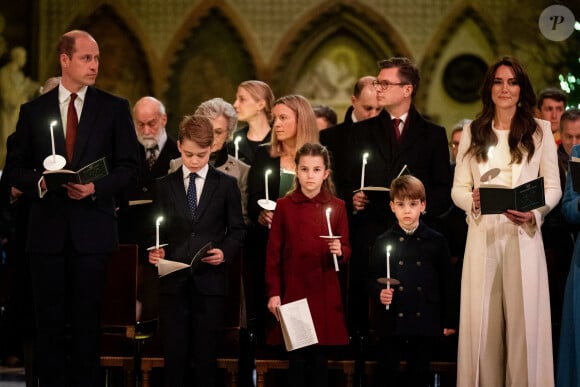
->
xmin=393 ymin=118 xmax=402 ymax=143
xmin=66 ymin=93 xmax=78 ymax=162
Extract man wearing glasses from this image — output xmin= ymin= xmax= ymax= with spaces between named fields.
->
xmin=344 ymin=58 xmax=453 ymax=364
xmin=351 ymin=57 xmax=451 ymax=226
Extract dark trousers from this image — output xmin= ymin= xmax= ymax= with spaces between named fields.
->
xmin=159 ymin=289 xmax=225 ymax=387
xmin=287 ymin=345 xmax=328 ymax=387
xmin=30 ymin=245 xmax=109 ymax=387
xmin=374 ymin=336 xmax=436 ymax=387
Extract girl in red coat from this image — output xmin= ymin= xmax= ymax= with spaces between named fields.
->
xmin=266 ymin=142 xmax=351 ymax=387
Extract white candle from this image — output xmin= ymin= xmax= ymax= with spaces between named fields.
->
xmin=386 ymin=245 xmax=392 ymax=310
xmin=155 ymin=216 xmax=164 ymax=249
xmin=265 ymin=169 xmax=272 ymax=202
xmin=386 ymin=245 xmax=391 ymax=279
xmin=360 ymin=152 xmax=369 ymax=189
xmin=234 ymin=136 xmax=242 ymax=160
xmin=325 ymin=208 xmax=333 ymax=236
xmin=49 ymin=120 xmax=57 ymax=161
xmin=326 ymin=207 xmax=339 ymax=271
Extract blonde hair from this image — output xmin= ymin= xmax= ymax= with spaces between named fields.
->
xmin=270 ymin=94 xmax=319 ymax=157
xmin=238 ymin=80 xmax=275 ymax=121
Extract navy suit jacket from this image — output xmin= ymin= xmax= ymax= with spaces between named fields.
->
xmin=7 ymin=86 xmax=140 ymax=255
xmin=154 ymin=166 xmax=245 ymax=296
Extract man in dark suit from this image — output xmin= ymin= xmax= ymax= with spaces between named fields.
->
xmin=346 ymin=58 xmax=451 ymax=353
xmin=117 ymin=96 xmax=180 ymax=321
xmin=320 ymin=75 xmax=381 ymax=200
xmin=148 ymin=115 xmax=245 ymax=386
xmin=7 ymin=30 xmax=139 ymax=386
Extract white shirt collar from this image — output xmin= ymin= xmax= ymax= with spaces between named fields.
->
xmin=390 ymin=111 xmax=409 ymax=124
xmin=58 ymin=84 xmax=88 ymax=104
xmin=181 ymin=163 xmax=209 ymax=181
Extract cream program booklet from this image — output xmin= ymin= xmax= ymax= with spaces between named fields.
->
xmin=157 ymin=259 xmax=189 ymax=277
xmin=156 ymin=242 xmax=212 ymax=277
xmin=277 ymin=298 xmax=318 ymax=351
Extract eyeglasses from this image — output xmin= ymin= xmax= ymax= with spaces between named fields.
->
xmin=372 ymin=80 xmax=409 ymax=90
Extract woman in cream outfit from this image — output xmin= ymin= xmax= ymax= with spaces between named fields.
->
xmin=451 ymin=57 xmax=561 ymax=387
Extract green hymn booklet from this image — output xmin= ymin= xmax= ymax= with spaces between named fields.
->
xmin=479 ymin=176 xmax=545 ymax=215
xmin=43 ymin=157 xmax=108 ymax=191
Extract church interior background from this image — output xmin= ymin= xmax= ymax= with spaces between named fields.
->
xmin=0 ymin=0 xmax=578 ymax=168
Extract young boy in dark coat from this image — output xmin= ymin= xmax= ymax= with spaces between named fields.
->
xmin=368 ymin=175 xmax=458 ymax=387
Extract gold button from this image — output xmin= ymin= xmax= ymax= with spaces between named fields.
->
xmin=398 ymin=286 xmax=404 ymax=292
xmin=416 ymin=261 xmax=422 ymax=266
xmin=398 ymin=313 xmax=404 ymax=318
xmin=417 ymin=286 xmax=422 ymax=292
xmin=416 ymin=312 xmax=421 ymax=318
xmin=399 ymin=260 xmax=404 ymax=266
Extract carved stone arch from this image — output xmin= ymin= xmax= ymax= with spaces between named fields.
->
xmin=58 ymin=3 xmax=154 ymax=106
xmin=417 ymin=3 xmax=497 ymax=111
xmin=269 ymin=1 xmax=412 ymax=117
xmin=163 ymin=5 xmax=256 ymax=137
xmin=162 ymin=0 xmax=264 ymax=86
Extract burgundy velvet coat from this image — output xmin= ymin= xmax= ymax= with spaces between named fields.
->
xmin=265 ymin=188 xmax=351 ymax=346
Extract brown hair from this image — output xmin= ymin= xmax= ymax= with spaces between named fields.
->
xmin=288 ymin=143 xmax=336 ymax=196
xmin=465 ymin=56 xmax=539 ymax=164
xmin=270 ymin=95 xmax=319 ymax=157
xmin=313 ymin=105 xmax=337 ymax=126
xmin=537 ymin=87 xmax=567 ymax=110
xmin=178 ymin=115 xmax=214 ymax=148
xmin=377 ymin=57 xmax=420 ymax=98
xmin=57 ymin=30 xmax=95 ymax=58
xmin=238 ymin=80 xmax=275 ymax=121
xmin=390 ymin=175 xmax=426 ymax=202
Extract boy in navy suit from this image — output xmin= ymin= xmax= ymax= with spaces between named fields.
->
xmin=148 ymin=115 xmax=245 ymax=386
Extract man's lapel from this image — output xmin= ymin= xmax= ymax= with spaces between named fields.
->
xmin=394 ymin=107 xmax=423 ymax=160
xmin=195 ymin=166 xmax=218 ymax=221
xmin=372 ymin=110 xmax=392 ymax=164
xmin=168 ymin=170 xmax=191 ymax=217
